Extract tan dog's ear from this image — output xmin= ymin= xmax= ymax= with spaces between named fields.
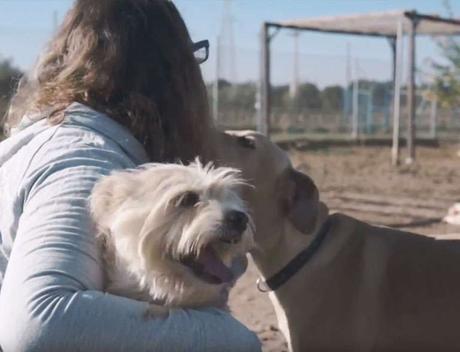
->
xmin=282 ymin=169 xmax=320 ymax=234
xmin=90 ymin=171 xmax=134 ymax=232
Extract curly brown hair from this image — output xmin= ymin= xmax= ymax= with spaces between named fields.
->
xmin=5 ymin=0 xmax=214 ymax=162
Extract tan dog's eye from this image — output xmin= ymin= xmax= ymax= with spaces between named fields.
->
xmin=177 ymin=191 xmax=200 ymax=207
xmin=237 ymin=136 xmax=256 ymax=150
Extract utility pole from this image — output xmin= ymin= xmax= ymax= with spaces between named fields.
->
xmin=406 ymin=14 xmax=419 ymax=164
xmin=351 ymin=59 xmax=359 ymax=139
xmin=213 ymin=35 xmax=221 ymax=122
xmin=259 ymin=23 xmax=271 ymax=136
xmin=392 ymin=20 xmax=403 ymax=166
xmin=289 ymin=30 xmax=300 ymax=99
xmin=220 ymin=0 xmax=237 ymax=83
xmin=344 ymin=42 xmax=351 ymax=121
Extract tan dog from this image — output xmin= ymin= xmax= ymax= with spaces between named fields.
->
xmin=217 ymin=130 xmax=460 ymax=352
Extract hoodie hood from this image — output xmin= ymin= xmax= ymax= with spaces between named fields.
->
xmin=0 ymin=103 xmax=148 ymax=167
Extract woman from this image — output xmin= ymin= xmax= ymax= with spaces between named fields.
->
xmin=0 ymin=1 xmax=260 ymax=351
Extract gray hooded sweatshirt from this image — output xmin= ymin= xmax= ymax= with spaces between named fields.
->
xmin=0 ymin=103 xmax=260 ymax=351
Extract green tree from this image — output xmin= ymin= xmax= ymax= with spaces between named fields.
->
xmin=271 ymin=84 xmax=289 ymax=109
xmin=291 ymin=83 xmax=322 ymax=111
xmin=430 ymin=1 xmax=460 ymax=107
xmin=0 ymin=58 xmax=22 ymax=138
xmin=431 ymin=46 xmax=460 ymax=108
xmin=213 ymin=81 xmax=256 ymax=112
xmin=321 ymin=85 xmax=343 ymax=111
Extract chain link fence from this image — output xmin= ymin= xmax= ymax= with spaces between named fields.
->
xmin=206 ymin=42 xmax=460 ymax=142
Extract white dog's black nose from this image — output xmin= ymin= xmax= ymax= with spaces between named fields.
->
xmin=223 ymin=210 xmax=249 ymax=242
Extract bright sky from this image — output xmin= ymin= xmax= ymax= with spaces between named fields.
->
xmin=0 ymin=0 xmax=458 ymax=87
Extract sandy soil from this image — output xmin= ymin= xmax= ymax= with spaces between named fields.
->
xmin=228 ymin=142 xmax=460 ymax=352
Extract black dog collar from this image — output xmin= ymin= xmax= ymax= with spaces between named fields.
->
xmin=256 ymin=218 xmax=332 ymax=292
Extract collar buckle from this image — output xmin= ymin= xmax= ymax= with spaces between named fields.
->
xmin=256 ymin=278 xmax=271 ymax=293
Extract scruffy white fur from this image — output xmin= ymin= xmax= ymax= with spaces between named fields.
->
xmin=90 ymin=160 xmax=254 ymax=314
xmin=444 ymin=203 xmax=460 ymax=226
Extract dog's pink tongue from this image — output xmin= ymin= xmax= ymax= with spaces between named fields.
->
xmin=198 ymin=247 xmax=234 ymax=283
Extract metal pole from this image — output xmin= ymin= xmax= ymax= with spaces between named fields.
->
xmin=213 ymin=35 xmax=221 ymax=123
xmin=388 ymin=37 xmax=397 ymax=83
xmin=430 ymin=98 xmax=438 ymax=139
xmin=258 ymin=23 xmax=271 ymax=136
xmin=387 ymin=37 xmax=396 ymax=132
xmin=406 ymin=17 xmax=417 ymax=164
xmin=392 ymin=21 xmax=403 ymax=166
xmin=367 ymin=88 xmax=373 ymax=134
xmin=343 ymin=42 xmax=351 ymax=122
xmin=289 ymin=30 xmax=299 ymax=99
xmin=352 ymin=59 xmax=359 ymax=139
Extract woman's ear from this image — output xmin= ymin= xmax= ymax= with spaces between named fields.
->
xmin=283 ymin=169 xmax=320 ymax=234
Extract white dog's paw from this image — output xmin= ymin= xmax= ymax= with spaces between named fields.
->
xmin=143 ymin=303 xmax=170 ymax=320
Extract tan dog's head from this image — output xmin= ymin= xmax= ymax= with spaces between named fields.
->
xmin=90 ymin=160 xmax=254 ymax=308
xmin=216 ymin=131 xmax=326 ymax=254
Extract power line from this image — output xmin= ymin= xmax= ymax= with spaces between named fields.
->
xmin=219 ymin=0 xmax=237 ymax=83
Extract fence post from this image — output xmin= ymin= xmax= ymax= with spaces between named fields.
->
xmin=406 ymin=14 xmax=418 ymax=164
xmin=430 ymin=99 xmax=438 ymax=139
xmin=392 ymin=20 xmax=403 ymax=166
xmin=351 ymin=60 xmax=359 ymax=139
xmin=258 ymin=23 xmax=271 ymax=137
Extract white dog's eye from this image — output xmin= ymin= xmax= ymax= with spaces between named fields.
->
xmin=177 ymin=191 xmax=200 ymax=207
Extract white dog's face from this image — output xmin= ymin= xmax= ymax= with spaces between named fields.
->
xmin=90 ymin=161 xmax=254 ymax=308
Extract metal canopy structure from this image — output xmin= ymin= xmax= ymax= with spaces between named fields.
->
xmin=259 ymin=10 xmax=460 ymax=164
xmin=277 ymin=10 xmax=460 ymax=37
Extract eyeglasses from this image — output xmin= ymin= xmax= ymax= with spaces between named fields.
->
xmin=192 ymin=40 xmax=209 ymax=64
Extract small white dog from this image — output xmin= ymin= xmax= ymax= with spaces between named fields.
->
xmin=90 ymin=160 xmax=254 ymax=315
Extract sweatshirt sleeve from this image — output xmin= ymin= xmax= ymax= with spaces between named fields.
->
xmin=0 ymin=137 xmax=260 ymax=352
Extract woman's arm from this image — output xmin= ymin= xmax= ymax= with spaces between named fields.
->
xmin=0 ymin=138 xmax=260 ymax=352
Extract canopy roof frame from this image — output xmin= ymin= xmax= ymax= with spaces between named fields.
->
xmin=258 ymin=10 xmax=460 ymax=164
xmin=269 ymin=10 xmax=460 ymax=38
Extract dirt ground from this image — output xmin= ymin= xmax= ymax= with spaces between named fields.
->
xmin=228 ymin=142 xmax=460 ymax=352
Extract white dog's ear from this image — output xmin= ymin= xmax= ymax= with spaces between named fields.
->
xmin=282 ymin=169 xmax=320 ymax=234
xmin=90 ymin=171 xmax=134 ymax=231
